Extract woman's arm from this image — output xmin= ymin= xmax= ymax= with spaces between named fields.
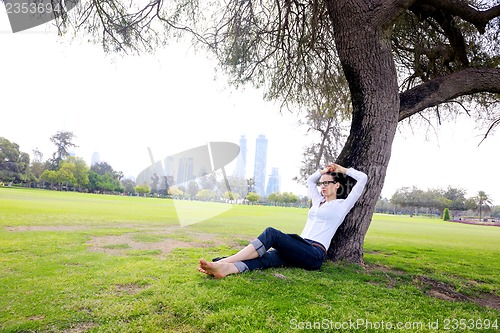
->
xmin=307 ymin=170 xmax=324 ymax=205
xmin=341 ymin=166 xmax=368 ymax=210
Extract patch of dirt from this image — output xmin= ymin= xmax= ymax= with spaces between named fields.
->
xmin=86 ymin=229 xmax=246 ymax=256
xmin=364 ymin=263 xmax=407 ymax=276
xmin=62 ymin=322 xmax=96 ymax=333
xmin=4 ymin=224 xmax=182 ymax=233
xmin=5 ymin=225 xmax=91 ymax=232
xmin=363 ymin=263 xmax=407 ymax=288
xmin=87 ymin=234 xmax=195 ymax=256
xmin=6 ymin=224 xmax=250 ymax=257
xmin=473 ymin=293 xmax=500 ymax=310
xmin=416 ymin=276 xmax=500 ymax=310
xmin=115 ymin=283 xmax=146 ymax=295
xmin=417 ymin=276 xmax=469 ymax=302
xmin=448 ymin=220 xmax=500 ymax=227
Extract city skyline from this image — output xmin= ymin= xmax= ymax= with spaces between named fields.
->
xmin=232 ymin=134 xmax=282 ymax=197
xmin=131 ymin=134 xmax=283 ymax=197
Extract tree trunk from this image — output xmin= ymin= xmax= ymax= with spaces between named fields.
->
xmin=326 ymin=1 xmax=401 ymax=263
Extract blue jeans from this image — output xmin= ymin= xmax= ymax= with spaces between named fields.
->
xmin=238 ymin=227 xmax=327 ymax=272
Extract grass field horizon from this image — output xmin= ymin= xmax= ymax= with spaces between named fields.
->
xmin=1 ymin=187 xmax=499 ymax=332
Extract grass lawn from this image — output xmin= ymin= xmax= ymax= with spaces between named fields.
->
xmin=1 ymin=187 xmax=499 ymax=332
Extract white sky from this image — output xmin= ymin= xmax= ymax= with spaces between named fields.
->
xmin=1 ymin=14 xmax=499 ymax=203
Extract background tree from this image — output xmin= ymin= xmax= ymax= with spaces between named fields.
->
xmin=223 ymin=191 xmax=239 ymax=203
xmin=218 ymin=176 xmax=247 ymax=199
xmin=443 ymin=187 xmax=468 ymax=211
xmin=491 ymin=206 xmax=500 ymax=219
xmin=391 ymin=186 xmax=426 ymax=212
xmin=246 ymin=178 xmax=255 ymax=194
xmin=267 ymin=193 xmax=280 ymax=205
xmin=390 ymin=185 xmax=477 ymax=215
xmin=196 ymin=189 xmax=219 ymax=201
xmin=121 ymin=178 xmax=137 ymax=195
xmin=150 ymin=173 xmax=160 ymax=194
xmin=294 ymin=76 xmax=351 ymax=184
xmin=0 ymin=137 xmax=31 ymax=184
xmin=246 ymin=192 xmax=260 ymax=203
xmin=158 ymin=176 xmax=170 ymax=196
xmin=423 ymin=188 xmax=452 ymax=212
xmin=135 ymin=184 xmax=151 ymax=196
xmin=30 ymin=148 xmax=46 ymax=185
xmin=63 ymin=156 xmax=90 ymax=190
xmin=281 ymin=192 xmax=299 ymax=205
xmin=56 ymin=162 xmax=77 ymax=190
xmin=168 ymin=186 xmax=184 ymax=198
xmin=187 ymin=181 xmax=200 ymax=199
xmin=31 ymin=148 xmax=43 ymax=163
xmin=49 ymin=131 xmax=78 ymax=169
xmin=475 ymin=190 xmax=493 ymax=221
xmin=465 ymin=196 xmax=478 ymax=208
xmin=91 ymin=162 xmax=122 ymax=179
xmin=89 ymin=162 xmax=124 ymax=193
xmin=59 ymin=0 xmax=500 ymax=263
xmin=375 ymin=196 xmax=395 ymax=214
xmin=199 ymin=172 xmax=217 ymax=191
xmin=40 ymin=170 xmax=58 ymax=190
xmin=267 ymin=192 xmax=300 ymax=205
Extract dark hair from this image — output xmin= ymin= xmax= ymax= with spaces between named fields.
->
xmin=323 ymin=172 xmax=356 ymax=200
xmin=323 ymin=172 xmax=341 ymax=183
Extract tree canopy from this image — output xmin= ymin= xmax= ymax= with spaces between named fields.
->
xmin=49 ymin=131 xmax=78 ymax=170
xmin=390 ymin=185 xmax=474 ymax=211
xmin=0 ymin=137 xmax=31 ymax=183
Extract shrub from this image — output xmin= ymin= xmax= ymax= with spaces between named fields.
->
xmin=442 ymin=208 xmax=450 ymax=221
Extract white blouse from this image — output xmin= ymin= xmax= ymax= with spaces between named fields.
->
xmin=300 ymin=168 xmax=368 ymax=249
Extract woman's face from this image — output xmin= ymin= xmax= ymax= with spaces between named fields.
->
xmin=319 ymin=174 xmax=340 ymax=198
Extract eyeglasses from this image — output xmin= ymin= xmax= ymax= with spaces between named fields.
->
xmin=317 ymin=181 xmax=337 ymax=187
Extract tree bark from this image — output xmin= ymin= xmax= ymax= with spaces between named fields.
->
xmin=326 ymin=1 xmax=401 ymax=263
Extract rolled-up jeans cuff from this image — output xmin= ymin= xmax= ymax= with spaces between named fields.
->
xmin=251 ymin=239 xmax=267 ymax=257
xmin=233 ymin=261 xmax=249 ymax=273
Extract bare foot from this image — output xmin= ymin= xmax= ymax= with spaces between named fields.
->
xmin=198 ymin=258 xmax=238 ymax=279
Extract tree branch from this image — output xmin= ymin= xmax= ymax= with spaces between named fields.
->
xmin=479 ymin=117 xmax=500 ymax=145
xmin=410 ymin=2 xmax=469 ymax=67
xmin=418 ymin=0 xmax=500 ymax=34
xmin=399 ymin=67 xmax=500 ymax=121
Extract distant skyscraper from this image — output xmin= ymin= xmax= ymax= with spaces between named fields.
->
xmin=253 ymin=134 xmax=268 ymax=197
xmin=177 ymin=157 xmax=194 ymax=185
xmin=266 ymin=167 xmax=281 ymax=196
xmin=91 ymin=152 xmax=100 ymax=166
xmin=164 ymin=156 xmax=175 ymax=178
xmin=232 ymin=135 xmax=247 ymax=178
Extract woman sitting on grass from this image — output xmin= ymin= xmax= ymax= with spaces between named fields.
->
xmin=197 ymin=163 xmax=368 ymax=278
